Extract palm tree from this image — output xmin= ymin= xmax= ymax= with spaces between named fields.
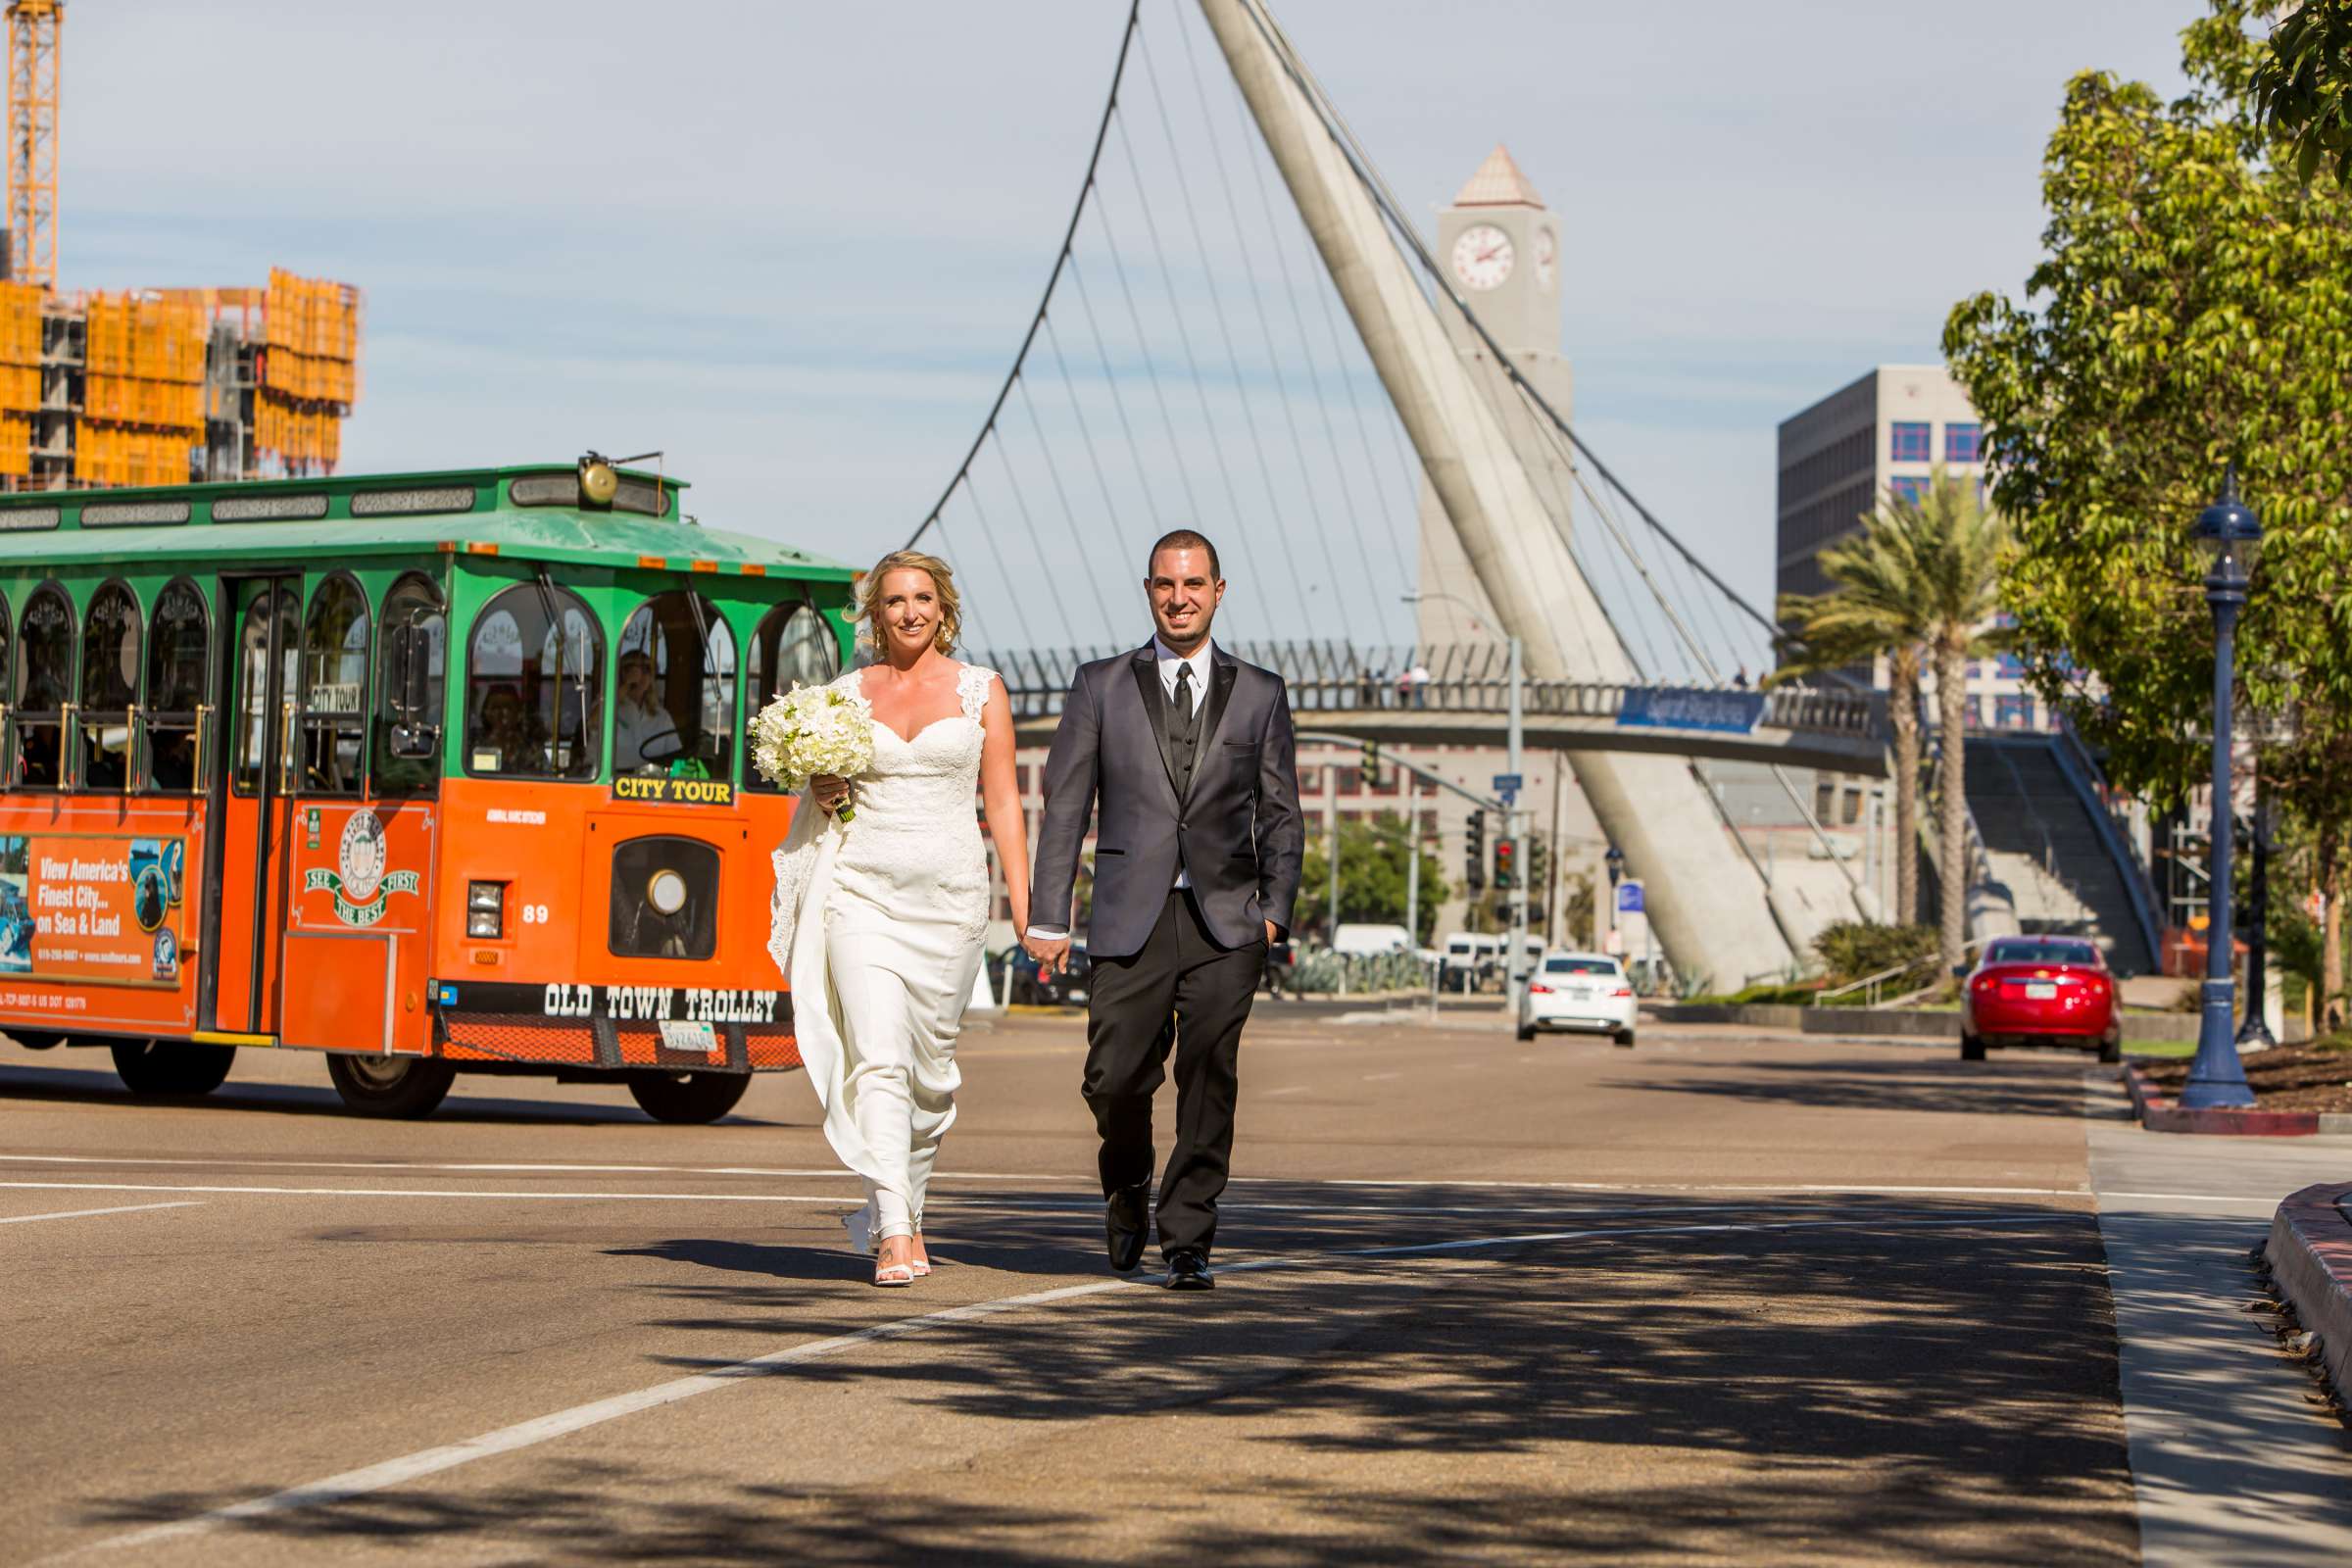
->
xmin=1775 ymin=468 xmax=2008 ymax=967
xmin=1909 ymin=472 xmax=2009 ymax=971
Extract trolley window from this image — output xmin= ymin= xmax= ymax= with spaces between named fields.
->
xmin=612 ymin=590 xmax=734 ymax=779
xmin=299 ymin=575 xmax=369 ymax=795
xmin=465 ymin=582 xmax=602 ymax=780
xmin=373 ymin=574 xmax=446 ymax=796
xmin=742 ymin=603 xmax=839 ymax=792
xmin=233 ymin=587 xmax=298 ymax=797
xmin=0 ymin=597 xmax=11 ymax=788
xmin=144 ymin=579 xmax=208 ymax=793
xmin=13 ymin=584 xmax=74 ymax=789
xmin=77 ymin=581 xmax=141 ymax=792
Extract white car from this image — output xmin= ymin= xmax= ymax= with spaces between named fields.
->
xmin=1518 ymin=951 xmax=1637 ymax=1045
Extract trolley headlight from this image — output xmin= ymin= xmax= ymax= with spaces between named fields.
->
xmin=466 ymin=880 xmax=505 ymax=938
xmin=646 ymin=868 xmax=688 ymax=916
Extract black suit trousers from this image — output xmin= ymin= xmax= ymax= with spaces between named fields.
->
xmin=1082 ymin=888 xmax=1263 ymax=1258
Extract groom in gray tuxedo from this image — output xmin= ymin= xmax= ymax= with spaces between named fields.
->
xmin=1025 ymin=529 xmax=1303 ymax=1290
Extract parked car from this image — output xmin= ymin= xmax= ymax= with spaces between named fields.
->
xmin=1332 ymin=921 xmax=1413 ymax=956
xmin=1007 ymin=943 xmax=1093 ymax=1006
xmin=1518 ymin=951 xmax=1637 ymax=1046
xmin=1958 ymin=936 xmax=2119 ymax=1062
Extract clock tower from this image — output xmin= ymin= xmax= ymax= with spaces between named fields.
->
xmin=1415 ymin=145 xmax=1575 ymax=647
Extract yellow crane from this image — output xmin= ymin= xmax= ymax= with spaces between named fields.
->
xmin=5 ymin=0 xmax=58 ymax=288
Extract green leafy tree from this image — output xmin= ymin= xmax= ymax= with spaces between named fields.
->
xmin=1945 ymin=0 xmax=2352 ymax=1003
xmin=1299 ymin=812 xmax=1448 ymax=944
xmin=2253 ymin=0 xmax=2352 ymax=186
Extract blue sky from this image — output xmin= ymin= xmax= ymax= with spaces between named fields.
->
xmin=72 ymin=1 xmax=2192 ymax=646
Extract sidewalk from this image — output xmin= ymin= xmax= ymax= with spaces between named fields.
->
xmin=2086 ymin=1073 xmax=2352 ymax=1564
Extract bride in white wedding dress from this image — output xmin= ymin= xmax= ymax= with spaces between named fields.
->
xmin=767 ymin=550 xmax=1031 ymax=1287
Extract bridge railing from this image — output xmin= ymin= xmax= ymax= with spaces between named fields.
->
xmin=985 ymin=643 xmax=1886 ymax=740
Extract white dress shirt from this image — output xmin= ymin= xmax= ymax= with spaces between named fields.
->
xmin=1027 ymin=638 xmax=1214 ymax=941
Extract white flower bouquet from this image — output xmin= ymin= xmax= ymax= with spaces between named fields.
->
xmin=752 ymin=683 xmax=875 ymax=821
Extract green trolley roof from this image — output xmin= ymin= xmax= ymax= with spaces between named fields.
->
xmin=0 ymin=464 xmax=858 ymax=580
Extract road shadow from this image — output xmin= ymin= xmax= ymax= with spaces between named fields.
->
xmin=79 ymin=1192 xmax=2137 ymax=1564
xmin=0 ymin=1058 xmax=790 ymax=1127
xmin=1602 ymin=1052 xmax=2103 ymax=1119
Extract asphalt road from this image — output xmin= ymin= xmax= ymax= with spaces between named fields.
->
xmin=0 ymin=1006 xmax=2279 ymax=1565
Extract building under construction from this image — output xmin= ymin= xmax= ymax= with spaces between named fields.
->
xmin=0 ymin=1 xmax=362 ymax=490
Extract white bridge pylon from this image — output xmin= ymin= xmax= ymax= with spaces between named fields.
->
xmin=1200 ymin=0 xmax=1804 ymax=987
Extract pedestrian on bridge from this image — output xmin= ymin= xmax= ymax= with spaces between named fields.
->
xmin=1026 ymin=528 xmax=1305 ymax=1291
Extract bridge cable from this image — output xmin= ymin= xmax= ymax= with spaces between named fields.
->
xmin=1231 ymin=0 xmax=1857 ymax=685
xmin=932 ymin=486 xmax=1001 ymax=656
xmin=1040 ymin=313 xmax=1150 ymax=582
xmin=904 ymin=0 xmax=1143 ymax=556
xmin=1059 ymin=258 xmax=1168 ymax=536
xmin=984 ymin=423 xmax=1082 ymax=640
xmin=1077 ymin=207 xmax=1211 ymax=540
xmin=954 ymin=469 xmax=1028 ymax=654
xmin=1217 ymin=65 xmax=1416 ymax=634
xmin=1133 ymin=22 xmax=1323 ymax=636
xmin=1107 ymin=115 xmax=1297 ymax=630
xmin=1013 ymin=373 xmax=1123 ymax=642
xmin=1170 ymin=6 xmax=1381 ymax=623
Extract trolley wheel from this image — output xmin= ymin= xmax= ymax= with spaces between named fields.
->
xmin=326 ymin=1053 xmax=456 ymax=1118
xmin=627 ymin=1071 xmax=751 ymax=1124
xmin=9 ymin=1029 xmax=67 ymax=1051
xmin=1614 ymin=1029 xmax=1636 ymax=1048
xmin=1960 ymin=1033 xmax=1987 ymax=1062
xmin=111 ymin=1040 xmax=234 ymax=1097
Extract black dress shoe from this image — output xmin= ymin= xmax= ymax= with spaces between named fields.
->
xmin=1104 ymin=1182 xmax=1151 ymax=1273
xmin=1165 ymin=1250 xmax=1213 ymax=1291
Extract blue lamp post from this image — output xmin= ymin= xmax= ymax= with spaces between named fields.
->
xmin=2181 ymin=466 xmax=2262 ymax=1109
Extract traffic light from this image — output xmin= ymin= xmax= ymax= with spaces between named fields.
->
xmin=1363 ymin=742 xmax=1381 ymax=787
xmin=1494 ymin=838 xmax=1517 ymax=891
xmin=1464 ymin=808 xmax=1487 ymax=894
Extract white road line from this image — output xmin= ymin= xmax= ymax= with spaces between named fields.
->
xmin=0 ymin=1182 xmax=857 ymax=1205
xmin=66 ymin=1206 xmax=2079 ymax=1558
xmin=0 ymin=1156 xmax=2264 ymax=1208
xmin=0 ymin=1200 xmax=200 ymax=1226
xmin=1262 ymin=1085 xmax=1307 ymax=1097
xmin=1361 ymin=1071 xmax=1401 ymax=1082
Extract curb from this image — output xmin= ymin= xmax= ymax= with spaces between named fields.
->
xmin=2266 ymin=1183 xmax=2352 ymax=1408
xmin=2118 ymin=1061 xmax=2352 ymax=1136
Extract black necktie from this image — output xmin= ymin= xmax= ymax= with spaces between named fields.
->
xmin=1168 ymin=662 xmax=1199 ymax=797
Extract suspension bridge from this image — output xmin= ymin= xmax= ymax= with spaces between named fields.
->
xmin=901 ymin=0 xmax=1886 ymax=987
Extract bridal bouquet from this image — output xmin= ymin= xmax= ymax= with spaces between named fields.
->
xmin=752 ymin=683 xmax=875 ymax=821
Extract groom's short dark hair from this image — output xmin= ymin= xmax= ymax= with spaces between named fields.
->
xmin=1147 ymin=528 xmax=1221 ymax=580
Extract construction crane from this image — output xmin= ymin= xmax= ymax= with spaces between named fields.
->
xmin=4 ymin=0 xmax=57 ymax=288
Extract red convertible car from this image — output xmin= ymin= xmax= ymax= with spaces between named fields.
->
xmin=1959 ymin=936 xmax=2121 ymax=1063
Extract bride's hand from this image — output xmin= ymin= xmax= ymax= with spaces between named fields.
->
xmin=810 ymin=774 xmax=850 ymax=813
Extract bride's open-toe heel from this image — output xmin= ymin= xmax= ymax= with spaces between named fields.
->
xmin=873 ymin=1235 xmax=916 ymax=1289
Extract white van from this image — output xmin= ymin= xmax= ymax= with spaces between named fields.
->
xmin=1332 ymin=922 xmax=1412 ymax=956
xmin=1443 ymin=932 xmax=1500 ymax=992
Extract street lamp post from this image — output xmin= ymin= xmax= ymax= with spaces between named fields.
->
xmin=2182 ymin=466 xmax=2262 ymax=1109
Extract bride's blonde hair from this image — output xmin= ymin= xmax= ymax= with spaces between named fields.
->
xmin=857 ymin=550 xmax=961 ymax=656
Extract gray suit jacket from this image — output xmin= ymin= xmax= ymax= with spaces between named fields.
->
xmin=1029 ymin=641 xmax=1304 ymax=959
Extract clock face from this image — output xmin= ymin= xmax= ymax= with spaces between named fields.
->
xmin=1534 ymin=226 xmax=1557 ymax=289
xmin=1450 ymin=222 xmax=1513 ymax=291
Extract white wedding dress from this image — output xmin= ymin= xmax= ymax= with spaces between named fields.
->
xmin=768 ymin=662 xmax=995 ymax=1248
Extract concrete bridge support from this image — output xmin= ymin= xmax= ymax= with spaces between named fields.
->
xmin=1201 ymin=0 xmax=1796 ymax=987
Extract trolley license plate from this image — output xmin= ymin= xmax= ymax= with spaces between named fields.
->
xmin=659 ymin=1020 xmax=720 ymax=1054
xmin=2024 ymin=982 xmax=2056 ymax=1000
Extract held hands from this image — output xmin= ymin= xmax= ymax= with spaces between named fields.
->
xmin=811 ymin=773 xmax=850 ymax=814
xmin=1025 ymin=932 xmax=1072 ymax=976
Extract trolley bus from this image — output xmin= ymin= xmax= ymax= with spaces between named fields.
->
xmin=0 ymin=458 xmax=853 ymax=1120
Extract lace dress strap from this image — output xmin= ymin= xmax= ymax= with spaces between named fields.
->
xmin=956 ymin=663 xmax=998 ymax=724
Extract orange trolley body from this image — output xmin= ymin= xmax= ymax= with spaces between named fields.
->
xmin=0 ymin=463 xmax=855 ymax=1119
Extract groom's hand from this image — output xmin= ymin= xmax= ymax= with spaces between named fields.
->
xmin=1027 ymin=934 xmax=1072 ymax=976
xmin=1264 ymin=919 xmax=1281 ymax=947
